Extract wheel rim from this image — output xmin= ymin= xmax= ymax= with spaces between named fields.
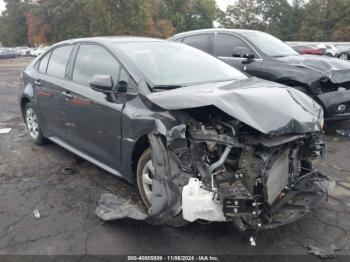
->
xmin=141 ymin=160 xmax=154 ymax=204
xmin=26 ymin=108 xmax=39 ymax=139
xmin=339 ymin=54 xmax=348 ymax=60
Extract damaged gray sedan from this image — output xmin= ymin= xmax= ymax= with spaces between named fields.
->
xmin=20 ymin=37 xmax=329 ymax=231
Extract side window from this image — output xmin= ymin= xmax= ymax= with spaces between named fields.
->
xmin=39 ymin=51 xmax=51 ymax=73
xmin=47 ymin=45 xmax=73 ymax=79
xmin=73 ymin=44 xmax=121 ymax=86
xmin=183 ymin=34 xmax=210 ymax=53
xmin=213 ymin=34 xmax=254 ymax=57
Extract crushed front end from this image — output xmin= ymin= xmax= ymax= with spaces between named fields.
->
xmin=148 ymin=108 xmax=329 ymax=230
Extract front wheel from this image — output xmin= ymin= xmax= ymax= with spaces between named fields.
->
xmin=338 ymin=53 xmax=349 ymax=60
xmin=23 ymin=103 xmax=46 ymax=144
xmin=136 ymin=148 xmax=188 ymax=227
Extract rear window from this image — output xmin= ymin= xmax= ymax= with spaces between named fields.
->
xmin=47 ymin=45 xmax=73 ymax=79
xmin=39 ymin=52 xmax=50 ymax=73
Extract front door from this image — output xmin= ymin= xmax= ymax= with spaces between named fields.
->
xmin=62 ymin=43 xmax=124 ymax=171
xmin=212 ymin=33 xmax=263 ymax=76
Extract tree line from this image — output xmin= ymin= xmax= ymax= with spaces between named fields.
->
xmin=1 ymin=0 xmax=350 ymax=47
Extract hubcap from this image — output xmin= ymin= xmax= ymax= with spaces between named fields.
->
xmin=339 ymin=54 xmax=348 ymax=60
xmin=141 ymin=160 xmax=154 ymax=203
xmin=26 ymin=108 xmax=39 ymax=139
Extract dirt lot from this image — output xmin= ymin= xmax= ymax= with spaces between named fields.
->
xmin=0 ymin=58 xmax=350 ymax=260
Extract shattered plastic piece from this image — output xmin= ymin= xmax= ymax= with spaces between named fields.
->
xmin=33 ymin=209 xmax=40 ymax=219
xmin=336 ymin=130 xmax=350 ymax=139
xmin=182 ymin=178 xmax=226 ymax=222
xmin=95 ymin=193 xmax=148 ymax=221
xmin=307 ymin=244 xmax=340 ymax=259
xmin=0 ymin=128 xmax=11 ymax=134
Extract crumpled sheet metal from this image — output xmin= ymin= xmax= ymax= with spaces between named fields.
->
xmin=147 ymin=78 xmax=323 ymax=135
xmin=146 ymin=134 xmax=189 ymax=224
xmin=278 ymin=55 xmax=350 ymax=84
xmin=95 ymin=193 xmax=148 ymax=221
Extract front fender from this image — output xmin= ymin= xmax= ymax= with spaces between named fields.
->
xmin=262 ymin=62 xmax=325 ymax=94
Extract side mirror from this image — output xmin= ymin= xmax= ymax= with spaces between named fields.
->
xmin=89 ymin=75 xmax=114 ymax=93
xmin=233 ymin=47 xmax=255 ymax=59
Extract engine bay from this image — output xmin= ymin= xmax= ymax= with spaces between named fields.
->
xmin=149 ymin=107 xmax=329 ymax=231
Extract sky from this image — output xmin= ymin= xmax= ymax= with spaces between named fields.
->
xmin=0 ymin=0 xmax=4 ymax=13
xmin=0 ymin=0 xmax=232 ymax=13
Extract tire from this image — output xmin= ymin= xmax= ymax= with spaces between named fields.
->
xmin=338 ymin=53 xmax=349 ymax=60
xmin=137 ymin=148 xmax=153 ymax=209
xmin=136 ymin=148 xmax=189 ymax=227
xmin=23 ymin=102 xmax=46 ymax=145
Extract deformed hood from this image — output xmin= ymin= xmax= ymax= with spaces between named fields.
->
xmin=147 ymin=78 xmax=323 ymax=135
xmin=277 ymin=55 xmax=350 ymax=83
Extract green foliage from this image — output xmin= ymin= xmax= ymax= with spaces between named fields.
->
xmin=0 ymin=0 xmax=218 ymax=46
xmin=219 ymin=0 xmax=350 ymax=41
xmin=2 ymin=0 xmax=350 ymax=46
xmin=0 ymin=0 xmax=27 ymax=46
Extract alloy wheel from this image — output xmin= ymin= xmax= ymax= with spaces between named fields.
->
xmin=339 ymin=53 xmax=349 ymax=60
xmin=141 ymin=159 xmax=154 ymax=205
xmin=26 ymin=108 xmax=39 ymax=139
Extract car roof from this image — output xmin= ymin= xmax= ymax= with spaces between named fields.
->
xmin=170 ymin=28 xmax=261 ymax=39
xmin=56 ymin=36 xmax=167 ymax=46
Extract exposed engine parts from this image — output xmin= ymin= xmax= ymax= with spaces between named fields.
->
xmin=149 ymin=111 xmax=330 ymax=231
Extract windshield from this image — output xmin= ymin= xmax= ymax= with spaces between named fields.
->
xmin=241 ymin=31 xmax=299 ymax=58
xmin=115 ymin=42 xmax=248 ymax=87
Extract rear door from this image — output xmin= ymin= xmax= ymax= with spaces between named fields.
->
xmin=182 ymin=34 xmax=212 ymax=54
xmin=212 ymin=33 xmax=263 ymax=75
xmin=62 ymin=43 xmax=125 ymax=170
xmin=34 ymin=45 xmax=74 ymax=139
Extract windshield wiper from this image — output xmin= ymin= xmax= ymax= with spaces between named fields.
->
xmin=153 ymin=85 xmax=184 ymax=90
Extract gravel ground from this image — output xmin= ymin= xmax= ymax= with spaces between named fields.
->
xmin=0 ymin=58 xmax=349 ymax=260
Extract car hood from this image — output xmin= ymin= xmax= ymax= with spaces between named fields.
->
xmin=277 ymin=55 xmax=350 ymax=83
xmin=147 ymin=78 xmax=323 ymax=135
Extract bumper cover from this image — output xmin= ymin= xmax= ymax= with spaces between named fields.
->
xmin=317 ymin=89 xmax=350 ymax=119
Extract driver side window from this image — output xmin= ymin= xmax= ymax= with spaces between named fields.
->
xmin=73 ymin=44 xmax=121 ymax=86
xmin=213 ymin=33 xmax=254 ymax=58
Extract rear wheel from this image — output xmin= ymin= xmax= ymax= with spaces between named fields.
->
xmin=23 ymin=103 xmax=46 ymax=145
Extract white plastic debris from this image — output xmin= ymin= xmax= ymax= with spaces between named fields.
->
xmin=33 ymin=209 xmax=41 ymax=219
xmin=0 ymin=128 xmax=11 ymax=134
xmin=182 ymin=178 xmax=226 ymax=222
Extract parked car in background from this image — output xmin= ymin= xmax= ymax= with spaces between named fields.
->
xmin=170 ymin=29 xmax=350 ymax=120
xmin=336 ymin=47 xmax=350 ymax=60
xmin=318 ymin=43 xmax=338 ymax=57
xmin=19 ymin=47 xmax=32 ymax=56
xmin=29 ymin=48 xmax=38 ymax=57
xmin=19 ymin=37 xmax=329 ymax=230
xmin=0 ymin=48 xmax=17 ymax=59
xmin=292 ymin=44 xmax=323 ymax=55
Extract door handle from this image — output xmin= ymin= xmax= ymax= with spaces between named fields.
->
xmin=62 ymin=91 xmax=73 ymax=99
xmin=34 ymin=80 xmax=42 ymax=86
